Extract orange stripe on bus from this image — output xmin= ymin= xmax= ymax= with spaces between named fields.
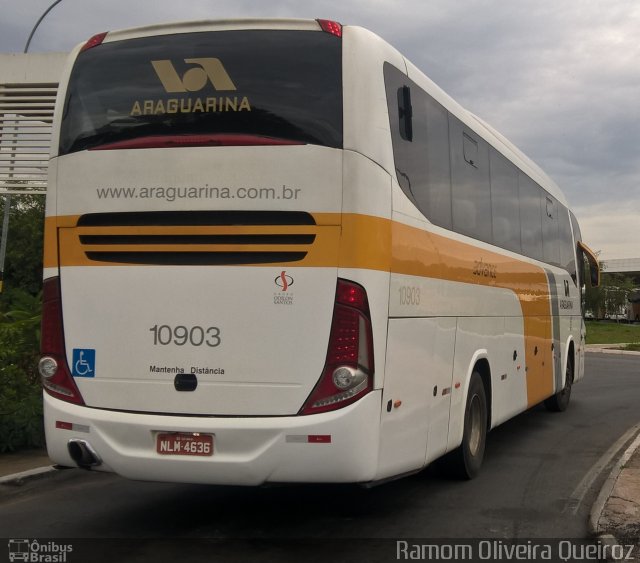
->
xmin=44 ymin=211 xmax=554 ymax=405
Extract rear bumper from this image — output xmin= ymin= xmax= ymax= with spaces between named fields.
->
xmin=44 ymin=391 xmax=382 ymax=485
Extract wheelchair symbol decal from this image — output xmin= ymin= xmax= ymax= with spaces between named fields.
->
xmin=72 ymin=349 xmax=96 ymax=378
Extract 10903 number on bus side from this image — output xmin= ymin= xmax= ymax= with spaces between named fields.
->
xmin=399 ymin=286 xmax=421 ymax=306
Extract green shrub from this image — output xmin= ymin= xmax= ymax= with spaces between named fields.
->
xmin=0 ymin=289 xmax=44 ymax=452
xmin=0 ymin=195 xmax=46 ymax=452
xmin=0 ymin=195 xmax=44 ymax=295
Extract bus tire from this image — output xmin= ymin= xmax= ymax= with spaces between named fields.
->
xmin=441 ymin=372 xmax=487 ymax=480
xmin=544 ymin=358 xmax=573 ymax=412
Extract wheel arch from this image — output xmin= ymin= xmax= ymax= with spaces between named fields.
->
xmin=474 ymin=357 xmax=492 ymax=432
xmin=440 ymin=352 xmax=491 ymax=479
xmin=448 ymin=350 xmax=492 ymax=453
xmin=563 ymin=336 xmax=576 ymax=388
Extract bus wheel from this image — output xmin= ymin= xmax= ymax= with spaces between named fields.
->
xmin=544 ymin=359 xmax=573 ymax=412
xmin=441 ymin=372 xmax=487 ymax=480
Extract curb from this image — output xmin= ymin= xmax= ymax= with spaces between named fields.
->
xmin=585 ymin=347 xmax=640 ymax=356
xmin=0 ymin=465 xmax=60 ymax=486
xmin=588 ymin=429 xmax=640 ymax=543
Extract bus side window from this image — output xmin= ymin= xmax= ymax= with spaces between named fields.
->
xmin=570 ymin=211 xmax=583 ymax=287
xmin=450 ymin=116 xmax=492 ymax=244
xmin=385 ymin=63 xmax=454 ymax=230
xmin=490 ymin=149 xmax=521 ymax=254
xmin=397 ymin=86 xmax=413 ymax=142
xmin=519 ymin=174 xmax=543 ymax=262
xmin=463 ymin=133 xmax=478 ymax=167
xmin=558 ymin=206 xmax=576 ymax=283
xmin=578 ymin=241 xmax=600 ymax=287
xmin=384 ymin=63 xmax=415 ymax=203
xmin=422 ymin=94 xmax=452 ymax=230
xmin=542 ymin=195 xmax=560 ymax=266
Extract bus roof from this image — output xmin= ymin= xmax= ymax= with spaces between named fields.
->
xmin=99 ymin=18 xmax=326 ymax=45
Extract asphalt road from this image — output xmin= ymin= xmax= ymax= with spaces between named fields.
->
xmin=1 ymin=353 xmax=639 ymax=562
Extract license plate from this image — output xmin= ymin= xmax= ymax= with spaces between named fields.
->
xmin=156 ymin=432 xmax=213 ymax=456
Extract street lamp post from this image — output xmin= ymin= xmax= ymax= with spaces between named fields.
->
xmin=24 ymin=0 xmax=64 ymax=55
xmin=0 ymin=0 xmax=63 ymax=293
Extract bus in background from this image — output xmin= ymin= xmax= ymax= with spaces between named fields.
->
xmin=40 ymin=19 xmax=599 ymax=485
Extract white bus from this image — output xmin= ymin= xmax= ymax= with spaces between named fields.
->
xmin=40 ymin=18 xmax=599 ymax=485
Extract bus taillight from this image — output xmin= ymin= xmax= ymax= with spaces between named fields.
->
xmin=316 ymin=19 xmax=342 ymax=38
xmin=80 ymin=32 xmax=108 ymax=52
xmin=300 ymin=279 xmax=373 ymax=415
xmin=39 ymin=277 xmax=84 ymax=405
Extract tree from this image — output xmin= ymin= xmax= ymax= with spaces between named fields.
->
xmin=0 ymin=194 xmax=45 ymax=295
xmin=0 ymin=288 xmax=44 ymax=451
xmin=0 ymin=194 xmax=46 ymax=450
xmin=584 ymin=272 xmax=635 ymax=320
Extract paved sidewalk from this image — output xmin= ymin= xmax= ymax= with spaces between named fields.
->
xmin=601 ymin=448 xmax=640 ymax=537
xmin=586 ymin=344 xmax=640 ymax=355
xmin=592 ymin=433 xmax=640 ymax=545
xmin=0 ymin=448 xmax=54 ymax=482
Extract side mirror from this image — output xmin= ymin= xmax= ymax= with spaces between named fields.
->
xmin=577 ymin=241 xmax=600 ymax=287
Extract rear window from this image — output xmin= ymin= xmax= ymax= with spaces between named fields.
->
xmin=59 ymin=29 xmax=342 ymax=155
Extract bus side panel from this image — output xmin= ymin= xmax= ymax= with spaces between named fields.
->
xmin=43 ymin=157 xmax=59 ymax=281
xmin=524 ymin=315 xmax=553 ymax=406
xmin=340 ymin=150 xmax=393 ymax=390
xmin=575 ymin=317 xmax=587 ymax=383
xmin=498 ymin=316 xmax=529 ymax=424
xmin=342 ymin=26 xmax=404 ymax=179
xmin=376 ymin=316 xmax=456 ymax=480
xmin=447 ymin=316 xmax=525 ymax=453
xmin=553 ymin=270 xmax=581 ymax=391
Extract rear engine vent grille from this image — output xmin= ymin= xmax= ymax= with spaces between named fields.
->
xmin=83 ymin=251 xmax=308 ymax=266
xmin=74 ymin=211 xmax=317 ymax=266
xmin=79 ymin=234 xmax=316 ymax=246
xmin=77 ymin=211 xmax=316 ymax=227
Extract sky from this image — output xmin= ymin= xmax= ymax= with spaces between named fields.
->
xmin=1 ymin=0 xmax=639 ymax=260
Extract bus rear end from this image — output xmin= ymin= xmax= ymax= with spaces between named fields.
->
xmin=41 ymin=19 xmax=380 ymax=484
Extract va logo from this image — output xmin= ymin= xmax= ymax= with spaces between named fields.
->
xmin=151 ymin=58 xmax=237 ymax=93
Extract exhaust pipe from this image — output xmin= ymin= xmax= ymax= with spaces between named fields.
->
xmin=68 ymin=439 xmax=102 ymax=469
